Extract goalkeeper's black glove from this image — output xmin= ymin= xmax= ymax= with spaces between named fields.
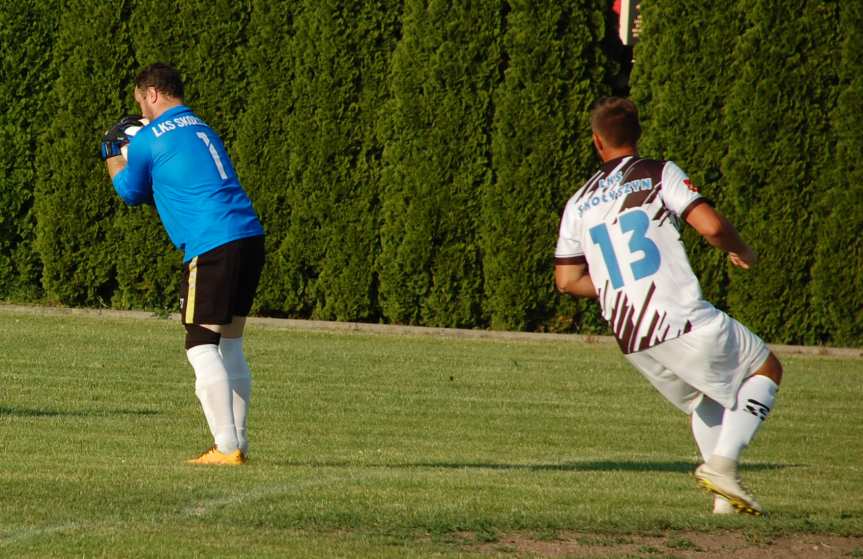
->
xmin=99 ymin=115 xmax=145 ymax=161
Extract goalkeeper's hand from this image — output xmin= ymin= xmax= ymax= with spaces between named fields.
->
xmin=99 ymin=115 xmax=145 ymax=161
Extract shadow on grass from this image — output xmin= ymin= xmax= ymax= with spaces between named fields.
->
xmin=277 ymin=459 xmax=795 ymax=473
xmin=402 ymin=461 xmax=792 ymax=473
xmin=0 ymin=405 xmax=159 ymax=418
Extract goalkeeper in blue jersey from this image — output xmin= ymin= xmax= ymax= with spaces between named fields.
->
xmin=101 ymin=63 xmax=264 ymax=465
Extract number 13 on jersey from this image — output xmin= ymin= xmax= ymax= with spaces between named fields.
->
xmin=589 ymin=209 xmax=661 ymax=289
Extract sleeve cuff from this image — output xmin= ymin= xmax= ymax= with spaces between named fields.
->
xmin=681 ymin=197 xmax=714 ymax=222
xmin=554 ymin=255 xmax=587 ymax=266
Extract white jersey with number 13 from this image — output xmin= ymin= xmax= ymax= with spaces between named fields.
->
xmin=555 ymin=156 xmax=720 ymax=354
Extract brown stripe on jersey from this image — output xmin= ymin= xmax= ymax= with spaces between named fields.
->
xmin=599 ymin=280 xmax=608 ymax=308
xmin=639 ymin=311 xmax=661 ymax=351
xmin=572 ymin=170 xmax=605 ymax=205
xmin=617 ymin=297 xmax=634 ymax=340
xmin=625 ymin=281 xmax=656 ymax=353
xmin=606 ymin=279 xmax=665 ymax=354
xmin=609 ymin=289 xmax=621 ymax=330
xmin=659 ymin=323 xmax=671 ymax=343
xmin=612 ymin=291 xmax=626 ymax=334
xmin=618 ymin=159 xmax=665 ymax=213
xmin=610 ymin=292 xmax=634 ymax=354
xmin=601 ymin=155 xmax=633 ymax=174
xmin=617 ymin=302 xmax=636 ymax=354
xmin=619 ymin=188 xmax=654 ymax=212
xmin=599 ymin=279 xmax=610 ymax=312
xmin=585 ymin=173 xmax=604 ymax=196
xmin=616 ymin=156 xmax=642 ymax=179
xmin=653 ymin=206 xmax=669 ymax=222
xmin=660 ymin=320 xmax=693 ymax=344
xmin=655 ymin=312 xmax=667 ymax=337
xmin=653 ymin=206 xmax=676 ymax=228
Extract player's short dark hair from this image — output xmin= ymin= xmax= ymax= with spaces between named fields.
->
xmin=590 ymin=97 xmax=641 ymax=148
xmin=134 ymin=63 xmax=184 ymax=100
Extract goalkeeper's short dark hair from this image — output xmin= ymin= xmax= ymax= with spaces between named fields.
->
xmin=135 ymin=62 xmax=184 ymax=100
xmin=590 ymin=96 xmax=641 ymax=148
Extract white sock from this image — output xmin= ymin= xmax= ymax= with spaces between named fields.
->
xmin=693 ymin=397 xmax=738 ymax=513
xmin=186 ymin=344 xmax=239 ymax=454
xmin=219 ymin=337 xmax=252 ymax=454
xmin=712 ymin=375 xmax=778 ymax=462
xmin=691 ymin=395 xmax=725 ymax=462
xmin=713 ymin=495 xmax=735 ymax=514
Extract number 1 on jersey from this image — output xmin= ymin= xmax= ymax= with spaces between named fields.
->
xmin=589 ymin=210 xmax=661 ymax=289
xmin=196 ymin=131 xmax=229 ymax=180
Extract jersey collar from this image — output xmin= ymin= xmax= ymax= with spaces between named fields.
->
xmin=601 ymin=155 xmax=635 ymax=173
xmin=152 ymin=104 xmax=191 ymax=124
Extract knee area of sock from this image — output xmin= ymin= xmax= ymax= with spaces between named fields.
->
xmin=185 ymin=324 xmax=222 ymax=350
xmin=186 ymin=343 xmax=220 ymax=371
xmin=220 ymin=336 xmax=245 ymax=359
xmin=693 ymin=396 xmax=725 ymax=426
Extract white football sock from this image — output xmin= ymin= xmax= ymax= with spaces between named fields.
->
xmin=186 ymin=344 xmax=239 ymax=454
xmin=713 ymin=495 xmax=735 ymax=514
xmin=693 ymin=397 xmax=739 ymax=513
xmin=219 ymin=337 xmax=252 ymax=454
xmin=691 ymin=395 xmax=725 ymax=462
xmin=712 ymin=375 xmax=778 ymax=462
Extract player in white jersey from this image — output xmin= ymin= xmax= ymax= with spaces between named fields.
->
xmin=555 ymin=97 xmax=784 ymax=515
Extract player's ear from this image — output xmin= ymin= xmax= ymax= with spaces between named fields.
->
xmin=145 ymin=86 xmax=158 ymax=104
xmin=592 ymin=131 xmax=605 ymax=154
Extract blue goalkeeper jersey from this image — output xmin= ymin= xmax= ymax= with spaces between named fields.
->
xmin=112 ymin=105 xmax=263 ymax=262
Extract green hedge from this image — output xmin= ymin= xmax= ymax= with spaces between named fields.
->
xmin=35 ymin=2 xmax=137 ymax=306
xmin=235 ymin=0 xmax=400 ymax=322
xmin=0 ymin=2 xmax=61 ymax=301
xmin=233 ymin=0 xmax=298 ymax=316
xmin=377 ymin=0 xmax=502 ymax=327
xmin=482 ymin=0 xmax=607 ymax=331
xmin=722 ymin=0 xmax=840 ymax=345
xmin=811 ymin=1 xmax=863 ymax=346
xmin=6 ymin=1 xmax=862 ymax=345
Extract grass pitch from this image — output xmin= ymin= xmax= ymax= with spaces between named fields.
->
xmin=0 ymin=306 xmax=861 ymax=558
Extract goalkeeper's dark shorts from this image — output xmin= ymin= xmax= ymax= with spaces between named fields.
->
xmin=180 ymin=235 xmax=265 ymax=325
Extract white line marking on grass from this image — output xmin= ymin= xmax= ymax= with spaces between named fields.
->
xmin=181 ymin=474 xmax=375 ymax=518
xmin=0 ymin=522 xmax=81 ymax=545
xmin=2 ymin=476 xmax=378 ymax=544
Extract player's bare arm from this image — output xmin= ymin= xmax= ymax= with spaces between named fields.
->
xmin=685 ymin=203 xmax=757 ymax=269
xmin=554 ymin=263 xmax=598 ymax=299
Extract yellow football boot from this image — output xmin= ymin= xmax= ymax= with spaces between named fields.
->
xmin=186 ymin=446 xmax=247 ymax=465
xmin=695 ymin=462 xmax=763 ymax=516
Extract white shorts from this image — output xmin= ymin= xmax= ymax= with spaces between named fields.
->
xmin=624 ymin=311 xmax=770 ymax=414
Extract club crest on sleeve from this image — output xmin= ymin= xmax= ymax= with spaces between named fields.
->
xmin=684 ymin=179 xmax=700 ymax=193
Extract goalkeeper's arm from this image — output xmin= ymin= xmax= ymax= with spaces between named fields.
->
xmin=112 ymin=160 xmax=154 ymax=206
xmin=106 ymin=156 xmax=126 ymax=179
xmin=103 ymin=119 xmax=154 ymax=206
